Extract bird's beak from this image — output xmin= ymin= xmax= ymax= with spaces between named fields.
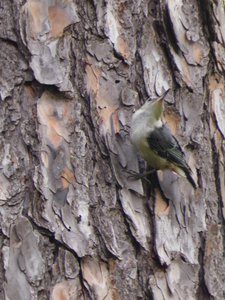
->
xmin=146 ymin=88 xmax=170 ymax=104
xmin=155 ymin=88 xmax=170 ymax=102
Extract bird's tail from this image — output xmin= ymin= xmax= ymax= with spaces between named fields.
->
xmin=183 ymin=166 xmax=197 ymax=189
xmin=174 ymin=164 xmax=197 ymax=189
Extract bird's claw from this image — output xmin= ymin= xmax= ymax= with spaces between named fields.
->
xmin=125 ymin=169 xmax=142 ymax=180
xmin=125 ymin=170 xmax=154 ymax=185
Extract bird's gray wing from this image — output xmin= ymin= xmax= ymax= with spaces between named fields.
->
xmin=147 ymin=125 xmax=187 ymax=169
xmin=147 ymin=124 xmax=197 ymax=189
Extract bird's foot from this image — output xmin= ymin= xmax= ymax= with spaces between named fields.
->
xmin=125 ymin=169 xmax=154 ymax=183
xmin=125 ymin=170 xmax=142 ymax=180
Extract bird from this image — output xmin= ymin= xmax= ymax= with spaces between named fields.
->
xmin=130 ymin=90 xmax=197 ymax=189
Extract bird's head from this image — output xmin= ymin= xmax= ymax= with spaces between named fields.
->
xmin=132 ymin=89 xmax=170 ymax=124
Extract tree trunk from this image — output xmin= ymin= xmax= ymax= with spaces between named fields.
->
xmin=0 ymin=1 xmax=224 ymax=299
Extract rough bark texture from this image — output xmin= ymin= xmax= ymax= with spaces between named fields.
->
xmin=0 ymin=1 xmax=224 ymax=299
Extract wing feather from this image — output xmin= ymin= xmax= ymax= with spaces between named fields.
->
xmin=147 ymin=125 xmax=186 ymax=168
xmin=147 ymin=124 xmax=197 ymax=189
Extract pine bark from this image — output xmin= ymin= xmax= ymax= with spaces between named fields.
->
xmin=0 ymin=1 xmax=224 ymax=299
